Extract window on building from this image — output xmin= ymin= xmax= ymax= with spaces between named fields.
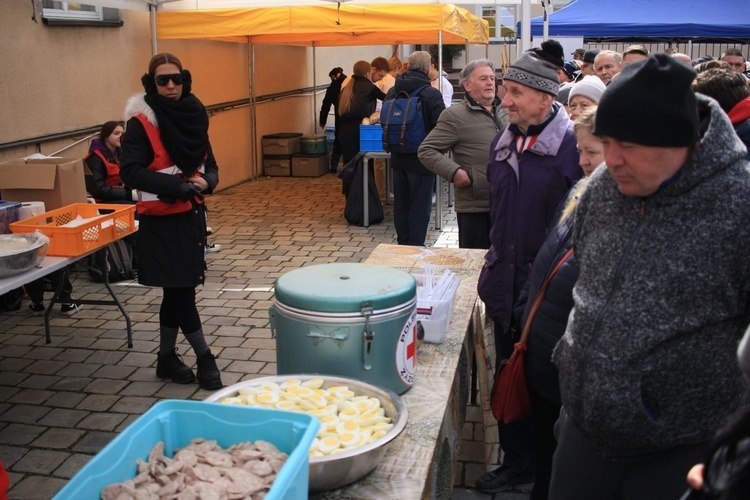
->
xmin=481 ymin=6 xmax=516 ymax=41
xmin=41 ymin=1 xmax=123 ymax=26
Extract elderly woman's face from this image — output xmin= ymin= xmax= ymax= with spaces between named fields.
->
xmin=154 ymin=63 xmax=183 ymax=100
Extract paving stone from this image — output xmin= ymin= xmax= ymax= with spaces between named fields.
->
xmin=77 ymin=394 xmax=120 ymax=412
xmin=54 ymin=452 xmax=93 ymax=479
xmin=8 ymin=389 xmax=54 ymax=405
xmin=84 ymin=378 xmax=130 ymax=395
xmin=109 ymin=396 xmax=158 ymax=414
xmin=17 ymin=374 xmax=62 ymax=390
xmin=37 ymin=408 xmax=90 ymax=428
xmin=0 ymin=444 xmax=28 ymax=467
xmin=8 ymin=475 xmax=68 ymax=500
xmin=71 ymin=431 xmax=117 ymax=454
xmin=91 ymin=364 xmax=137 ymax=380
xmin=0 ymin=386 xmax=20 ymax=403
xmin=31 ymin=427 xmax=86 ymax=449
xmin=77 ymin=412 xmax=128 ymax=431
xmin=50 ymin=377 xmax=92 ymax=392
xmin=44 ymin=391 xmax=87 ymax=409
xmin=0 ymin=404 xmax=51 ymax=424
xmin=0 ymin=423 xmax=45 ymax=445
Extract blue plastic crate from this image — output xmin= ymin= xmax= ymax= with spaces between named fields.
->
xmin=360 ymin=124 xmax=385 ymax=152
xmin=53 ymin=400 xmax=319 ymax=500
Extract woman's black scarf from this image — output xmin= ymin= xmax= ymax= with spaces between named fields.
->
xmin=143 ymin=87 xmax=209 ymax=177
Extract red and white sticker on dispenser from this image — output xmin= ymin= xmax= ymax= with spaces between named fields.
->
xmin=396 ymin=310 xmax=418 ymax=386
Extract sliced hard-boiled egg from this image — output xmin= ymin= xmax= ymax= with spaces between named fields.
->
xmin=338 ymin=406 xmax=360 ymax=421
xmin=338 ymin=431 xmax=360 ymax=448
xmin=280 ymin=379 xmax=302 ymax=389
xmin=275 ymin=400 xmax=297 ymax=411
xmin=258 ymin=382 xmax=281 ymax=393
xmin=219 ymin=397 xmax=244 ymax=405
xmin=238 ymin=386 xmax=259 ymax=396
xmin=301 ymin=378 xmax=325 ymax=389
xmin=335 ymin=419 xmax=360 ymax=435
xmin=317 ymin=435 xmax=341 ymax=454
xmin=317 ymin=414 xmax=340 ymax=432
xmin=255 ymin=391 xmax=281 ymax=405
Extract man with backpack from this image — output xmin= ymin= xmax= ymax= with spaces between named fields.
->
xmin=381 ymin=50 xmax=445 ymax=246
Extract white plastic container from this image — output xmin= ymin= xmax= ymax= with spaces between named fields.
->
xmin=412 ymin=273 xmax=460 ymax=343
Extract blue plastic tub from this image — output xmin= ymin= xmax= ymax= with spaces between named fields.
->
xmin=360 ymin=124 xmax=385 ymax=152
xmin=53 ymin=400 xmax=319 ymax=500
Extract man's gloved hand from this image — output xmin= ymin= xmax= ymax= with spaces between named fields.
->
xmin=177 ymin=182 xmax=204 ymax=201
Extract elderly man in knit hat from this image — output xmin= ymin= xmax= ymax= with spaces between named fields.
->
xmin=550 ymin=53 xmax=750 ymax=500
xmin=475 ymin=40 xmax=582 ymax=494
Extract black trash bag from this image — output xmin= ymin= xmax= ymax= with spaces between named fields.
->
xmin=339 ymin=154 xmax=384 ymax=226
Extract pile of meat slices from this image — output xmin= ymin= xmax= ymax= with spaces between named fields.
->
xmin=101 ymin=438 xmax=288 ymax=500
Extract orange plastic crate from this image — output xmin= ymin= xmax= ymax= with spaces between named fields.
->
xmin=10 ymin=203 xmax=136 ymax=257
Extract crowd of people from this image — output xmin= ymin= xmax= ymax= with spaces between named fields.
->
xmin=321 ymin=42 xmax=750 ymax=499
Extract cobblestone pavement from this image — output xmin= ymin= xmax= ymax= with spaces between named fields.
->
xmin=0 ymin=173 xmax=529 ymax=499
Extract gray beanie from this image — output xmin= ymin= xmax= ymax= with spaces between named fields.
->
xmin=504 ymin=43 xmax=563 ymax=96
xmin=568 ymin=75 xmax=606 ymax=104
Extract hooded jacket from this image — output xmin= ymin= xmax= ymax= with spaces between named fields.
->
xmin=553 ymin=95 xmax=750 ymax=456
xmin=418 ymin=95 xmax=508 ymax=213
xmin=384 ymin=69 xmax=445 ymax=175
xmin=477 ymin=103 xmax=582 ymax=329
xmin=84 ymin=139 xmax=132 ymax=202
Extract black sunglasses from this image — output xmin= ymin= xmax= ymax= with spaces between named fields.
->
xmin=155 ymin=73 xmax=183 ymax=86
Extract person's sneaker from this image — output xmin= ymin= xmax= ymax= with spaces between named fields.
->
xmin=60 ymin=303 xmax=83 ymax=316
xmin=206 ymin=226 xmax=213 ymax=235
xmin=206 ymin=242 xmax=221 ymax=253
xmin=475 ymin=465 xmax=535 ymax=494
xmin=196 ymin=351 xmax=224 ymax=390
xmin=156 ymin=348 xmax=196 ymax=384
xmin=29 ymin=303 xmax=45 ymax=316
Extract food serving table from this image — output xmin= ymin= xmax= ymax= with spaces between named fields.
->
xmin=311 ymin=243 xmax=486 ymax=499
xmin=0 ymin=244 xmax=133 ymax=347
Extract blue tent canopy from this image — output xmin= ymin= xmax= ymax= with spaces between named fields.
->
xmin=526 ymin=0 xmax=750 ymax=41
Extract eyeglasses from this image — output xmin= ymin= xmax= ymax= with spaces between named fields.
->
xmin=155 ymin=73 xmax=183 ymax=86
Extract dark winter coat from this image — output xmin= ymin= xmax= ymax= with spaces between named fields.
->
xmin=512 ymin=193 xmax=578 ymax=406
xmin=120 ymin=94 xmax=218 ymax=288
xmin=319 ymin=73 xmax=346 ymax=130
xmin=384 ymin=69 xmax=445 ymax=176
xmin=338 ymin=75 xmax=386 ymax=163
xmin=477 ymin=103 xmax=582 ymax=330
xmin=553 ymin=95 xmax=750 ymax=456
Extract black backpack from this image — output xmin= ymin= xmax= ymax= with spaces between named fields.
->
xmin=89 ymin=240 xmax=135 ymax=283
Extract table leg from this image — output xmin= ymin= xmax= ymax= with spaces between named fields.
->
xmin=435 ymin=176 xmax=443 ymax=230
xmin=363 ymin=155 xmax=370 ymax=227
xmin=44 ymin=270 xmax=68 ymax=344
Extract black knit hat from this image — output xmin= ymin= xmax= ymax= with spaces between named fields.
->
xmin=504 ymin=40 xmax=564 ymax=96
xmin=594 ymin=53 xmax=699 ymax=147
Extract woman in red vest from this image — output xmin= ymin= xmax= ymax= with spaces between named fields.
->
xmin=120 ymin=53 xmax=222 ymax=390
xmin=84 ymin=121 xmax=137 ymax=203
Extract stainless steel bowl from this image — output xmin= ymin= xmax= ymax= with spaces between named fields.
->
xmin=0 ymin=233 xmax=49 ymax=279
xmin=206 ymin=374 xmax=408 ymax=493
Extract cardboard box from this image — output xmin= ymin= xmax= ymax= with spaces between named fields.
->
xmin=0 ymin=157 xmax=87 ymax=211
xmin=263 ymin=154 xmax=291 ymax=176
xmin=262 ymin=133 xmax=302 ymax=156
xmin=292 ymin=153 xmax=328 ymax=177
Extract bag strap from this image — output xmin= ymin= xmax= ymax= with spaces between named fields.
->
xmin=518 ymin=246 xmax=574 ymax=343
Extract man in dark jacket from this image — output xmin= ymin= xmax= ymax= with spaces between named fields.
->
xmin=476 ymin=41 xmax=582 ymax=494
xmin=383 ymin=50 xmax=445 ymax=246
xmin=319 ymin=67 xmax=346 ymax=172
xmin=551 ymin=54 xmax=750 ymax=500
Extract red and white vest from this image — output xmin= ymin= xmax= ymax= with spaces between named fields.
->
xmin=134 ymin=114 xmax=205 ymax=216
xmin=84 ymin=149 xmax=123 ymax=202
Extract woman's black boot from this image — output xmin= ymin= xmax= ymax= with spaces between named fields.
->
xmin=196 ymin=351 xmax=223 ymax=390
xmin=156 ymin=348 xmax=195 ymax=384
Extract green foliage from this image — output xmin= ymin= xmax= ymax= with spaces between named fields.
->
xmin=427 ymin=44 xmax=465 ymax=63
